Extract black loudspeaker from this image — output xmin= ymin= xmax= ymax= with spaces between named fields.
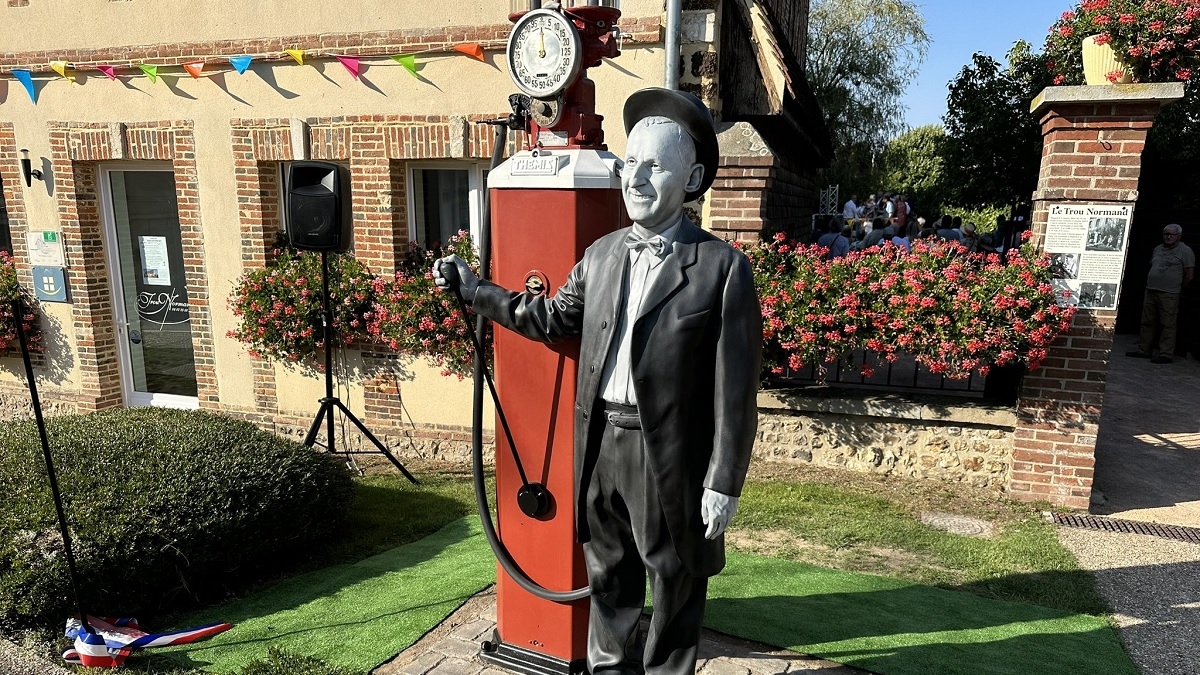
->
xmin=286 ymin=161 xmax=352 ymax=252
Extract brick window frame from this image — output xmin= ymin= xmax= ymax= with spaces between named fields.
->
xmin=231 ymin=115 xmax=515 ymax=428
xmin=0 ymin=124 xmax=31 ymax=286
xmin=48 ymin=121 xmax=216 ymax=411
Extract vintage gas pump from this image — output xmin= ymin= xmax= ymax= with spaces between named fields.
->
xmin=473 ymin=2 xmax=624 ymax=674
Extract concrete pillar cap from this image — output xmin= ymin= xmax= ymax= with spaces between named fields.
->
xmin=1031 ymin=83 xmax=1185 ymax=116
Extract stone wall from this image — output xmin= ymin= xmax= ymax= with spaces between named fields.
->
xmin=754 ymin=391 xmax=1017 ymax=489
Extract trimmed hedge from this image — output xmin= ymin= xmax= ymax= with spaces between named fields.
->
xmin=0 ymin=408 xmax=354 ymax=629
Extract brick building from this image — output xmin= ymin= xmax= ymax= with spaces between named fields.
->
xmin=0 ymin=1 xmax=829 ymax=454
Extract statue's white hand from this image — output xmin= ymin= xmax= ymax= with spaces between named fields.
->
xmin=701 ymin=488 xmax=738 ymax=540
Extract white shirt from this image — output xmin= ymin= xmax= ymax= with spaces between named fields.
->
xmin=599 ymin=220 xmax=680 ymax=405
xmin=842 ymin=200 xmax=858 ymax=220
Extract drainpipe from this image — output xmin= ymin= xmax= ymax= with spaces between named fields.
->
xmin=665 ymin=0 xmax=682 ymax=89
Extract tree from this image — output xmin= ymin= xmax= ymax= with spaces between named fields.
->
xmin=941 ymin=41 xmax=1054 ymax=210
xmin=806 ymin=0 xmax=930 ymax=197
xmin=875 ymin=124 xmax=949 ymax=215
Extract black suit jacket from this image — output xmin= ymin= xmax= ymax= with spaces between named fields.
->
xmin=472 ymin=218 xmax=762 ymax=577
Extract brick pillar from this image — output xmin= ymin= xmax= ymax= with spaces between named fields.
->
xmin=1008 ymin=84 xmax=1184 ymax=509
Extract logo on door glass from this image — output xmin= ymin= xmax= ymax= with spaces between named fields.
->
xmin=137 ymin=288 xmax=191 ymax=326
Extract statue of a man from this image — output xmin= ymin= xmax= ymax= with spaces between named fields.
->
xmin=435 ymin=87 xmax=762 ymax=675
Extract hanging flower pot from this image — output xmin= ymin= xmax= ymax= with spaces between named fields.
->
xmin=1081 ymin=34 xmax=1133 ymax=85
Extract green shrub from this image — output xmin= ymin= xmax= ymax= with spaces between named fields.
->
xmin=236 ymin=648 xmax=354 ymax=675
xmin=0 ymin=408 xmax=354 ymax=629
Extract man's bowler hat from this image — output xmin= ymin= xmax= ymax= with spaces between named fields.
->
xmin=623 ymin=87 xmax=719 ymax=203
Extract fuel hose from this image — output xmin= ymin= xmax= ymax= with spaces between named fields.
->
xmin=451 ymin=114 xmax=589 ymax=603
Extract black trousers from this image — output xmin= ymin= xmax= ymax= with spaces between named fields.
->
xmin=583 ymin=419 xmax=708 ymax=675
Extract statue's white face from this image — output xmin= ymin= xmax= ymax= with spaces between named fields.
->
xmin=620 ymin=118 xmax=704 ymax=232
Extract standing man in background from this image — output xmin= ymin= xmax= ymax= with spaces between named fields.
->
xmin=1127 ymin=223 xmax=1195 ymax=364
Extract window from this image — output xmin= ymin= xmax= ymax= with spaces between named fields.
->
xmin=407 ymin=162 xmax=487 ymax=248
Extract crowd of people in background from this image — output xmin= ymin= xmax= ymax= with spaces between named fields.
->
xmin=811 ymin=192 xmax=1027 ymax=260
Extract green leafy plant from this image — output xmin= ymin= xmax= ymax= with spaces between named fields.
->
xmin=741 ymin=232 xmax=1076 ymax=380
xmin=368 ymin=233 xmax=484 ymax=379
xmin=1046 ymin=0 xmax=1200 ymax=84
xmin=227 ymin=249 xmax=376 ymax=366
xmin=0 ymin=251 xmax=43 ymax=358
xmin=0 ymin=408 xmax=354 ymax=629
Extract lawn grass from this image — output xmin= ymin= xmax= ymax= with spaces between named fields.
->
xmin=709 ymin=552 xmax=1136 ymax=675
xmin=59 ymin=462 xmax=1115 ymax=674
xmin=731 ymin=465 xmax=1109 ymax=615
xmin=155 ymin=516 xmax=494 ymax=674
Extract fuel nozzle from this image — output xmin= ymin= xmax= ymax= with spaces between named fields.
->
xmin=478 ymin=94 xmax=532 ymax=133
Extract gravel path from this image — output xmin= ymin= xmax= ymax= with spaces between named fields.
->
xmin=1057 ymin=527 xmax=1200 ymax=675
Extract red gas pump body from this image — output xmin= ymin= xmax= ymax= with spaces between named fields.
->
xmin=483 ymin=5 xmax=625 ymax=673
xmin=489 ymin=187 xmax=624 ymax=664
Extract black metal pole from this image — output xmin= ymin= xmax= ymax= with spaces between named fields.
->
xmin=321 ymin=250 xmax=336 ymax=455
xmin=12 ymin=297 xmax=92 ymax=634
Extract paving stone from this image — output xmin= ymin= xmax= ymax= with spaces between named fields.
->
xmin=433 ymin=636 xmax=484 ymax=660
xmin=699 ymin=658 xmax=753 ymax=675
xmin=451 ymin=618 xmax=495 ymax=642
xmin=731 ymin=656 xmax=789 ymax=674
xmin=427 ymin=657 xmax=484 ymax=675
xmin=394 ymin=651 xmax=445 ymax=675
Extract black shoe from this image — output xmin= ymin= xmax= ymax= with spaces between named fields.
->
xmin=1151 ymin=355 xmax=1173 ymax=364
xmin=1125 ymin=350 xmax=1151 ymax=358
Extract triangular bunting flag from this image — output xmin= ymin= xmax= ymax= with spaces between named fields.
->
xmin=229 ymin=55 xmax=253 ymax=74
xmin=453 ymin=43 xmax=486 ymax=62
xmin=391 ymin=54 xmax=418 ymax=77
xmin=183 ymin=61 xmax=205 ymax=78
xmin=286 ymin=49 xmax=305 ymax=65
xmin=12 ymin=69 xmax=36 ymax=103
xmin=97 ymin=65 xmax=117 ymax=80
xmin=138 ymin=64 xmax=159 ymax=84
xmin=335 ymin=56 xmax=361 ymax=80
xmin=50 ymin=61 xmax=74 ymax=81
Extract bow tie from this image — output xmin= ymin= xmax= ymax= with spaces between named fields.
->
xmin=624 ymin=231 xmax=670 ymax=257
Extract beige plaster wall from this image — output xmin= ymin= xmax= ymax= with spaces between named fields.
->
xmin=0 ymin=6 xmax=665 ymax=426
xmin=1 ymin=0 xmax=665 ymax=53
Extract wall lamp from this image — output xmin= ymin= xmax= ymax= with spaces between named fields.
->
xmin=20 ymin=149 xmax=44 ymax=188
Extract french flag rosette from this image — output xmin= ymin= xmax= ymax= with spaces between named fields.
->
xmin=63 ymin=616 xmax=231 ymax=668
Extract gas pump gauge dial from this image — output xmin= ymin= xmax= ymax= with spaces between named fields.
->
xmin=507 ymin=8 xmax=582 ymax=99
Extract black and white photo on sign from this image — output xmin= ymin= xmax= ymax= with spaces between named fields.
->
xmin=1078 ymin=282 xmax=1119 ymax=310
xmin=1049 ymin=252 xmax=1081 ymax=280
xmin=1052 ymin=279 xmax=1080 ymax=307
xmin=1085 ymin=217 xmax=1128 ymax=252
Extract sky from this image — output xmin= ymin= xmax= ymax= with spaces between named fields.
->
xmin=901 ymin=0 xmax=1070 ymax=128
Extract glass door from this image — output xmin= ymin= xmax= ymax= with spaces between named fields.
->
xmin=101 ymin=166 xmax=199 ymax=408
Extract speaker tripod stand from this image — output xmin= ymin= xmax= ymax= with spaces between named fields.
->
xmin=303 ymin=250 xmax=418 ymax=484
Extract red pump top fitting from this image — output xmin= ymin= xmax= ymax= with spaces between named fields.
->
xmin=508 ymin=4 xmax=622 ymax=150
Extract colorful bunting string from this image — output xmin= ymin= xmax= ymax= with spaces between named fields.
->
xmin=453 ymin=43 xmax=486 ymax=62
xmin=183 ymin=61 xmax=205 ymax=79
xmin=335 ymin=56 xmax=362 ymax=80
xmin=137 ymin=64 xmax=159 ymax=84
xmin=391 ymin=54 xmax=419 ymax=78
xmin=2 ymin=42 xmax=490 ymax=102
xmin=50 ymin=61 xmax=75 ymax=83
xmin=229 ymin=55 xmax=254 ymax=75
xmin=12 ymin=69 xmax=36 ymax=103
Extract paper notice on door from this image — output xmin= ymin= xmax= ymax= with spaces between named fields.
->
xmin=139 ymin=236 xmax=171 ymax=286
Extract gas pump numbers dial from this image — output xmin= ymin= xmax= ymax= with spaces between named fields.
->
xmin=507 ymin=9 xmax=582 ymax=99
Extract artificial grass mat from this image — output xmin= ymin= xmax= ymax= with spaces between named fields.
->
xmin=159 ymin=516 xmax=495 ymax=674
xmin=155 ymin=515 xmax=1134 ymax=675
xmin=706 ymin=550 xmax=1137 ymax=675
